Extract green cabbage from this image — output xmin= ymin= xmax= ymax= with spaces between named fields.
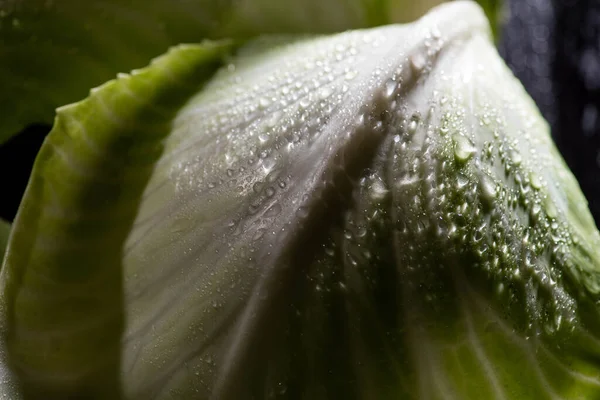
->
xmin=1 ymin=1 xmax=599 ymax=399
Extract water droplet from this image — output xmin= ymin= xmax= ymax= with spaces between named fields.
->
xmin=299 ymin=97 xmax=311 ymax=109
xmin=345 ymin=70 xmax=357 ymax=80
xmin=266 ymin=111 xmax=282 ymax=128
xmin=385 ymin=79 xmax=397 ymax=98
xmin=544 ymin=196 xmax=558 ymax=219
xmin=258 ymin=97 xmax=270 ymax=108
xmin=453 ymin=135 xmax=476 ymax=163
xmin=258 ymin=132 xmax=270 ymax=143
xmin=530 ymin=203 xmax=541 ymax=224
xmin=555 ymin=313 xmax=562 ymax=330
xmin=511 ymin=150 xmax=522 ymax=166
xmin=410 ymin=53 xmax=426 ymax=74
xmin=479 ymin=174 xmax=496 ymax=207
xmin=456 ymin=174 xmax=469 ymax=190
xmin=370 ymin=179 xmax=388 ymax=201
xmin=408 ymin=118 xmax=418 ymax=135
xmin=529 ymin=172 xmax=542 ymax=190
xmin=277 ymin=382 xmax=288 ymax=395
xmin=262 ymin=158 xmax=276 ymax=173
xmin=318 ymin=87 xmax=332 ymax=99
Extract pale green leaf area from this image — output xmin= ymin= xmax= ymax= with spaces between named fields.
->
xmin=2 ymin=1 xmax=598 ymax=400
xmin=0 ymin=39 xmax=234 ymax=398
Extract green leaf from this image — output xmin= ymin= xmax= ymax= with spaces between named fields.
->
xmin=0 ymin=220 xmax=9 ymax=263
xmin=0 ymin=0 xmax=453 ymax=145
xmin=0 ymin=39 xmax=233 ymax=398
xmin=474 ymin=0 xmax=502 ymax=39
xmin=119 ymin=3 xmax=600 ymax=396
xmin=3 ymin=1 xmax=598 ymax=399
xmin=0 ymin=0 xmax=221 ymax=144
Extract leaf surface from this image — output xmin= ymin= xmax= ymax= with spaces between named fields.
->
xmin=3 ymin=2 xmax=600 ymax=399
xmin=0 ymin=39 xmax=233 ymax=398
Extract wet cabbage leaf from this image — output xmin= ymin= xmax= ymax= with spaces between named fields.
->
xmin=1 ymin=2 xmax=600 ymax=399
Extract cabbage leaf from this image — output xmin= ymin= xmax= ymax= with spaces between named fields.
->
xmin=2 ymin=2 xmax=599 ymax=399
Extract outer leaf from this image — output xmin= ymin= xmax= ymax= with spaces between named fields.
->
xmin=0 ymin=0 xmax=449 ymax=144
xmin=120 ymin=2 xmax=600 ymax=398
xmin=0 ymin=0 xmax=227 ymax=144
xmin=0 ymin=220 xmax=9 ymax=263
xmin=375 ymin=23 xmax=600 ymax=399
xmin=0 ymin=40 xmax=233 ymax=398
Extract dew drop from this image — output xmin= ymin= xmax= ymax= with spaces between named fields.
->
xmin=262 ymin=158 xmax=276 ymax=173
xmin=407 ymin=116 xmax=419 ymax=135
xmin=410 ymin=53 xmax=426 ymax=74
xmin=529 ymin=172 xmax=542 ymax=190
xmin=385 ymin=79 xmax=398 ymax=98
xmin=258 ymin=132 xmax=270 ymax=143
xmin=555 ymin=313 xmax=562 ymax=330
xmin=456 ymin=174 xmax=469 ymax=190
xmin=299 ymin=97 xmax=311 ymax=109
xmin=318 ymin=87 xmax=332 ymax=99
xmin=258 ymin=97 xmax=270 ymax=108
xmin=530 ymin=203 xmax=541 ymax=223
xmin=345 ymin=70 xmax=357 ymax=81
xmin=479 ymin=174 xmax=496 ymax=207
xmin=544 ymin=196 xmax=558 ymax=219
xmin=511 ymin=150 xmax=522 ymax=166
xmin=370 ymin=179 xmax=389 ymax=201
xmin=453 ymin=135 xmax=476 ymax=163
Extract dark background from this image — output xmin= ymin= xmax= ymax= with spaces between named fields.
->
xmin=1 ymin=0 xmax=600 ymax=228
xmin=499 ymin=0 xmax=600 ymax=228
